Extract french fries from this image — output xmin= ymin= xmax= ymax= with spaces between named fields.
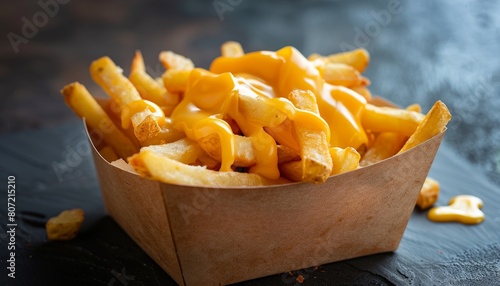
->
xmin=46 ymin=209 xmax=84 ymax=241
xmin=62 ymin=43 xmax=451 ymax=187
xmin=61 ymin=82 xmax=138 ymax=158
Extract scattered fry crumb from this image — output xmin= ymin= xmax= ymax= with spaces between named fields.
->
xmin=416 ymin=177 xmax=440 ymax=210
xmin=296 ymin=275 xmax=305 ymax=283
xmin=46 ymin=209 xmax=84 ymax=241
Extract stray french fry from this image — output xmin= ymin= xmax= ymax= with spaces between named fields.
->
xmin=221 ymin=41 xmax=244 ymax=57
xmin=129 ymin=150 xmax=288 ymax=186
xmin=46 ymin=209 xmax=84 ymax=241
xmin=416 ymin=177 xmax=440 ymax=210
xmin=362 ymin=104 xmax=425 ymax=137
xmin=329 ymin=147 xmax=360 ymax=175
xmin=398 ymin=100 xmax=451 ymax=154
xmin=61 ymin=82 xmax=138 ymax=158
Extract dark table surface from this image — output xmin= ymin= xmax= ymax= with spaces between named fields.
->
xmin=1 ymin=0 xmax=500 ymax=285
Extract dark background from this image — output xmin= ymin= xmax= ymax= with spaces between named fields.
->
xmin=1 ymin=0 xmax=500 ymax=285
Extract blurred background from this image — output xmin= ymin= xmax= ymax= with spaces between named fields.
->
xmin=1 ymin=0 xmax=499 ymax=186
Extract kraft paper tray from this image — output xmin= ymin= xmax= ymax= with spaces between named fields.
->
xmin=85 ymin=119 xmax=444 ymax=286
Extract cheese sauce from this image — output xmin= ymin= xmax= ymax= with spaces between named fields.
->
xmin=428 ymin=195 xmax=484 ymax=225
xmin=169 ymin=46 xmax=369 ymax=179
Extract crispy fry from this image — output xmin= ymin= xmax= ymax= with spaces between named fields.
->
xmin=198 ymin=133 xmax=256 ymax=167
xmin=406 ymin=103 xmax=422 ymax=113
xmin=235 ymin=91 xmax=288 ymax=127
xmin=131 ymin=50 xmax=146 ymax=73
xmin=46 ymin=209 xmax=84 ymax=241
xmin=142 ymin=138 xmax=201 ymax=164
xmin=316 ymin=62 xmax=369 ymax=88
xmin=98 ymin=145 xmax=120 ymax=162
xmin=61 ymin=82 xmax=138 ymax=158
xmin=277 ymin=145 xmax=301 ymax=164
xmin=416 ymin=177 xmax=440 ymax=210
xmin=129 ymin=150 xmax=288 ymax=186
xmin=129 ymin=51 xmax=180 ymax=116
xmin=398 ymin=100 xmax=451 ymax=153
xmin=329 ymin=147 xmax=360 ymax=175
xmin=139 ymin=119 xmax=185 ymax=146
xmin=221 ymin=41 xmax=244 ymax=57
xmin=285 ymin=90 xmax=332 ymax=183
xmin=90 ymin=56 xmax=163 ymax=141
xmin=90 ymin=56 xmax=141 ymax=106
xmin=362 ymin=104 xmax=425 ymax=137
xmin=360 ymin=132 xmax=406 ymax=166
xmin=316 ymin=48 xmax=370 ymax=73
xmin=159 ymin=51 xmax=194 ymax=70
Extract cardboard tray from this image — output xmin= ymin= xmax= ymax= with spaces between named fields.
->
xmin=86 ymin=121 xmax=445 ymax=286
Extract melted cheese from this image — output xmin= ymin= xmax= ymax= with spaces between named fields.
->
xmin=168 ymin=46 xmax=369 ymax=179
xmin=428 ymin=195 xmax=484 ymax=225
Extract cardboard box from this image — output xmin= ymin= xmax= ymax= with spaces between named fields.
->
xmin=86 ymin=121 xmax=444 ymax=286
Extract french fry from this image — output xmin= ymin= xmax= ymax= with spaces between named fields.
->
xmin=316 ymin=62 xmax=369 ymax=88
xmin=90 ymin=56 xmax=141 ymax=106
xmin=416 ymin=177 xmax=440 ymax=210
xmin=159 ymin=51 xmax=194 ymax=70
xmin=130 ymin=51 xmax=180 ymax=116
xmin=46 ymin=209 xmax=84 ymax=241
xmin=362 ymin=104 xmax=425 ymax=137
xmin=129 ymin=150 xmax=288 ymax=186
xmin=405 ymin=103 xmax=422 ymax=113
xmin=139 ymin=119 xmax=185 ymax=147
xmin=98 ymin=145 xmax=120 ymax=163
xmin=359 ymin=132 xmax=406 ymax=166
xmin=235 ymin=91 xmax=288 ymax=127
xmin=282 ymin=90 xmax=332 ymax=183
xmin=310 ymin=48 xmax=370 ymax=73
xmin=61 ymin=82 xmax=138 ymax=158
xmin=277 ymin=145 xmax=301 ymax=164
xmin=197 ymin=133 xmax=256 ymax=167
xmin=398 ymin=100 xmax=451 ymax=154
xmin=329 ymin=147 xmax=360 ymax=175
xmin=142 ymin=138 xmax=201 ymax=165
xmin=90 ymin=56 xmax=163 ymax=141
xmin=221 ymin=41 xmax=244 ymax=57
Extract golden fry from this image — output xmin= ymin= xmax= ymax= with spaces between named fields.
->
xmin=286 ymin=90 xmax=332 ymax=183
xmin=142 ymin=138 xmax=201 ymax=164
xmin=324 ymin=48 xmax=370 ymax=73
xmin=329 ymin=147 xmax=360 ymax=175
xmin=198 ymin=133 xmax=256 ymax=167
xmin=46 ymin=209 xmax=84 ymax=241
xmin=362 ymin=104 xmax=425 ymax=137
xmin=398 ymin=100 xmax=451 ymax=153
xmin=221 ymin=41 xmax=244 ymax=57
xmin=98 ymin=145 xmax=119 ymax=162
xmin=350 ymin=86 xmax=372 ymax=102
xmin=61 ymin=82 xmax=138 ymax=158
xmin=159 ymin=51 xmax=194 ymax=70
xmin=130 ymin=50 xmax=179 ymax=114
xmin=317 ymin=62 xmax=369 ymax=88
xmin=129 ymin=150 xmax=288 ymax=186
xmin=416 ymin=177 xmax=440 ymax=210
xmin=360 ymin=132 xmax=406 ymax=166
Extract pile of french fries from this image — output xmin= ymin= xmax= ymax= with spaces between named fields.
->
xmin=62 ymin=42 xmax=451 ymax=187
